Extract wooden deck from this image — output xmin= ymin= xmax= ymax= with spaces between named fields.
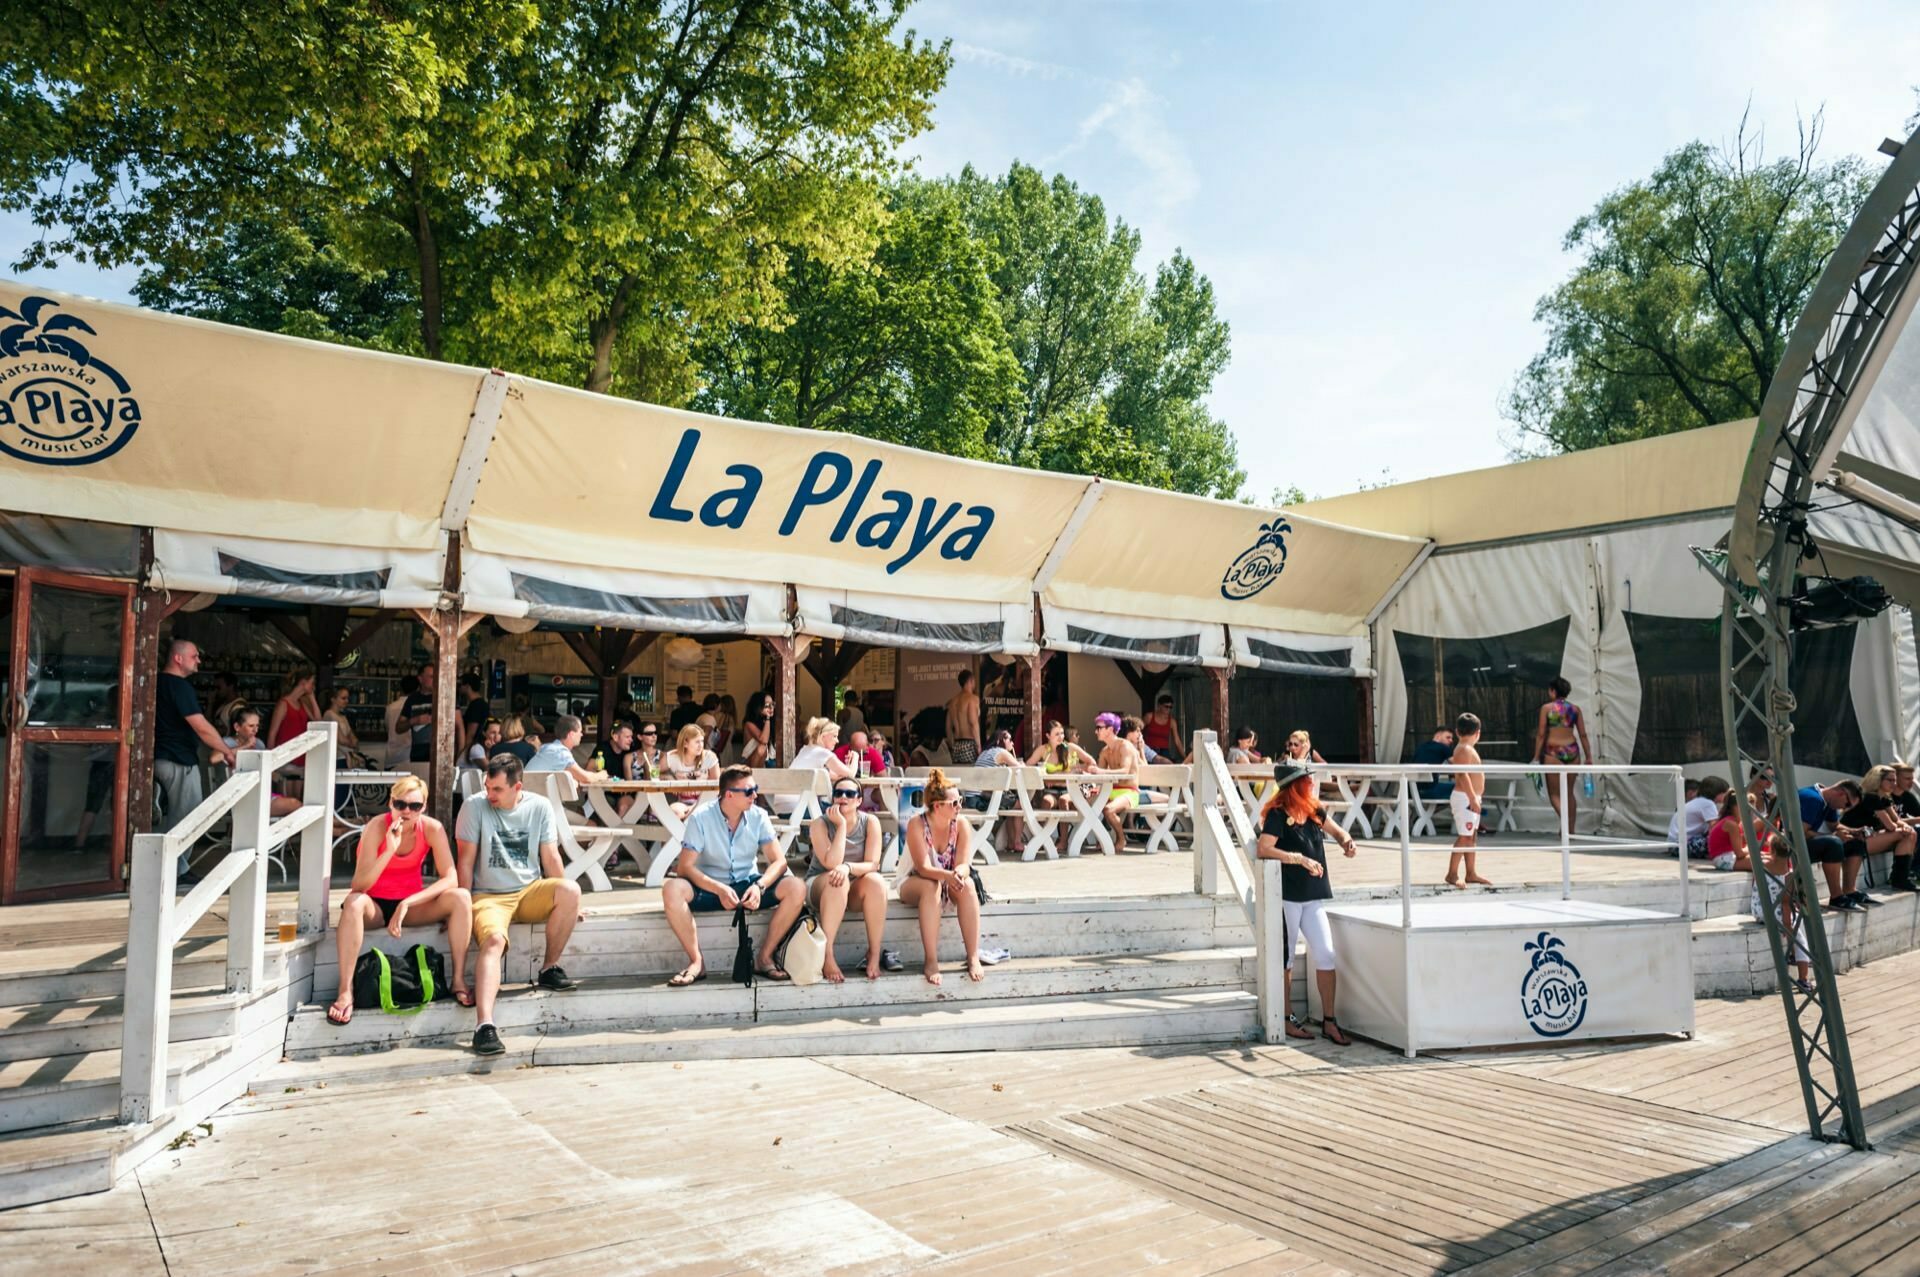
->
xmin=9 ymin=946 xmax=1920 ymax=1273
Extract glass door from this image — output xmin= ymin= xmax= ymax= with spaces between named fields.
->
xmin=1 ymin=568 xmax=134 ymax=903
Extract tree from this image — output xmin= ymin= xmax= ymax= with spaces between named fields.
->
xmin=1 ymin=1 xmax=948 ymax=396
xmin=1506 ymin=114 xmax=1874 ymax=455
xmin=947 ymin=163 xmax=1245 ymax=496
xmin=690 ymin=181 xmax=1021 ymax=455
xmin=130 ymin=216 xmax=417 ymax=352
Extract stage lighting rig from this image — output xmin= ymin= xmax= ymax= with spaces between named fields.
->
xmin=1786 ymin=575 xmax=1891 ymax=632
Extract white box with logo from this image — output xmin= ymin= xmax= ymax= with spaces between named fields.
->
xmin=1308 ymin=899 xmax=1693 ymax=1057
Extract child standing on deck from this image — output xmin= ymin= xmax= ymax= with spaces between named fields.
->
xmin=1446 ymin=713 xmax=1489 ymax=888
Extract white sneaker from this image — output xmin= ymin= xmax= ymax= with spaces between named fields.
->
xmin=1710 ymin=852 xmax=1737 ymax=871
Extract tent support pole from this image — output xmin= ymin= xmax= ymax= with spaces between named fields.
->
xmin=428 ymin=609 xmax=461 ymax=826
xmin=1022 ymin=650 xmax=1053 ymax=754
xmin=762 ymin=636 xmax=799 ymax=763
xmin=1357 ymin=676 xmax=1376 ymax=761
xmin=1208 ymin=665 xmax=1232 ymax=739
xmin=129 ymin=530 xmax=162 ymax=857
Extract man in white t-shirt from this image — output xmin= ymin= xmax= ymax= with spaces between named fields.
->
xmin=526 ymin=714 xmax=608 ymax=788
xmin=1667 ymin=776 xmax=1729 ymax=858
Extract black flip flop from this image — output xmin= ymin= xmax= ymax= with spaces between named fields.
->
xmin=668 ymin=965 xmax=706 ymax=988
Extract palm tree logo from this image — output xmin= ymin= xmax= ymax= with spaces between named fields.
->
xmin=1520 ymin=931 xmax=1588 ymax=1037
xmin=1220 ymin=516 xmax=1293 ymax=601
xmin=0 ymin=296 xmax=130 ymax=392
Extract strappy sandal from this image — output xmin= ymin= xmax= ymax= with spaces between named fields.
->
xmin=1322 ymin=1017 xmax=1352 ymax=1046
xmin=1284 ymin=1014 xmax=1312 ymax=1040
xmin=668 ymin=963 xmax=706 ymax=987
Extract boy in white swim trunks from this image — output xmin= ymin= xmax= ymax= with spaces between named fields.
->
xmin=1446 ymin=713 xmax=1489 ymax=888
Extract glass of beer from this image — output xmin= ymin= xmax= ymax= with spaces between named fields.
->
xmin=277 ymin=910 xmax=297 ymax=944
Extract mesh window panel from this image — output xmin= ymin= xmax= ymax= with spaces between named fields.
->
xmin=217 ymin=552 xmax=390 ymax=594
xmin=1393 ymin=618 xmax=1572 ymax=762
xmin=0 ymin=513 xmax=139 ymax=577
xmin=1624 ymin=612 xmax=1724 ymax=764
xmin=1243 ymin=636 xmax=1356 ymax=677
xmin=510 ymin=572 xmax=748 ymax=629
xmin=1788 ymin=626 xmax=1872 ymax=776
xmin=829 ymin=603 xmax=1002 ymax=652
xmin=1064 ymin=624 xmax=1203 ymax=664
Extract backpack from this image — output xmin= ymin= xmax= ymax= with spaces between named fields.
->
xmin=351 ymin=944 xmax=449 ymax=1015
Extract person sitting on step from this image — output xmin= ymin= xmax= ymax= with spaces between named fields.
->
xmin=1850 ymin=764 xmax=1920 ymax=893
xmin=899 ymin=768 xmax=985 ymax=985
xmin=1799 ymin=779 xmax=1870 ymax=913
xmin=454 ymin=755 xmax=581 ymax=1056
xmin=328 ymin=776 xmax=472 ymax=1025
xmin=809 ymin=777 xmax=890 ymax=981
xmin=661 ymin=764 xmax=807 ymax=986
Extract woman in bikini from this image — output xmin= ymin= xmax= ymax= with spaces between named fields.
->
xmin=327 ymin=775 xmax=472 ymax=1024
xmin=1531 ymin=676 xmax=1595 ymax=833
xmin=1025 ymin=719 xmax=1094 ymax=811
xmin=899 ymin=768 xmax=985 ymax=985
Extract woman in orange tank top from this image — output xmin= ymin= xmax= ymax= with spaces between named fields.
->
xmin=327 ymin=776 xmax=473 ymax=1025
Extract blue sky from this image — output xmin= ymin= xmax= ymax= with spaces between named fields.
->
xmin=7 ymin=1 xmax=1920 ymax=502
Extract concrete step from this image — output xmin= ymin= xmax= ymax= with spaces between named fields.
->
xmin=0 ymin=938 xmax=291 ymax=1008
xmin=255 ymin=986 xmax=1260 ymax=1090
xmin=284 ymin=946 xmax=1255 ymax=1059
xmin=0 ymin=1119 xmax=127 ymax=1210
xmin=307 ymin=892 xmax=1243 ymax=997
xmin=1691 ymin=885 xmax=1920 ymax=996
xmin=0 ymin=1037 xmax=236 ymax=1135
xmin=0 ymin=986 xmax=245 ymax=1064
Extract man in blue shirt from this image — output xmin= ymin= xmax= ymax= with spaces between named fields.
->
xmin=1799 ymin=779 xmax=1869 ymax=912
xmin=1409 ymin=726 xmax=1455 ymax=801
xmin=661 ymin=764 xmax=806 ymax=985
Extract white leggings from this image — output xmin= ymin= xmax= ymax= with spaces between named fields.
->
xmin=1282 ymin=898 xmax=1336 ymax=972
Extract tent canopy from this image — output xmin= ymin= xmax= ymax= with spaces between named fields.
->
xmin=0 ymin=281 xmax=486 ymax=554
xmin=1292 ymin=419 xmax=1754 ymax=548
xmin=1 ymin=282 xmax=1431 ymax=642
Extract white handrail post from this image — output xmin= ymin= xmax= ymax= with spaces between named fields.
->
xmin=120 ymin=831 xmax=176 ymax=1124
xmin=1399 ymin=775 xmax=1413 ymax=931
xmin=1559 ymin=770 xmax=1573 ymax=901
xmin=1192 ymin=729 xmax=1220 ymax=896
xmin=227 ymin=756 xmax=271 ymax=995
xmin=1255 ymin=857 xmax=1286 ymax=1043
xmin=1674 ymin=766 xmax=1691 ymax=918
xmin=300 ymin=722 xmax=338 ymax=935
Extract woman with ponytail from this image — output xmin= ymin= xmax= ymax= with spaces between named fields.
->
xmin=899 ymin=767 xmax=985 ymax=985
xmin=1254 ymin=760 xmax=1357 ymax=1044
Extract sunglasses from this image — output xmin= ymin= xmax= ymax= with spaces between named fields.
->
xmin=640 ymin=731 xmax=658 ymax=737
xmin=727 ymin=785 xmax=759 ymax=797
xmin=390 ymin=799 xmax=425 ymax=812
xmin=832 ymin=788 xmax=861 ymax=800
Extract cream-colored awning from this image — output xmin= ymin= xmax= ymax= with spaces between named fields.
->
xmin=0 ymin=281 xmax=489 ymax=552
xmin=1291 ymin=418 xmax=1755 ymax=547
xmin=1041 ymin=480 xmax=1426 ymax=638
xmin=465 ymin=377 xmax=1092 ymax=605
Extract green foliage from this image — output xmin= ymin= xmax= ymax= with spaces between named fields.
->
xmin=692 ymin=182 xmax=1020 ymax=455
xmin=1506 ymin=115 xmax=1873 ymax=455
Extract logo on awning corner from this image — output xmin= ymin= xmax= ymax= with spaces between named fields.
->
xmin=0 ymin=296 xmax=141 ymax=467
xmin=1220 ymin=517 xmax=1291 ymax=600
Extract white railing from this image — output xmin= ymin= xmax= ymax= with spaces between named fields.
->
xmin=120 ymin=723 xmax=337 ymax=1124
xmin=1190 ymin=731 xmax=1257 ymax=922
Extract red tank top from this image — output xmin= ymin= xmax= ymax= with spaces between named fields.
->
xmin=1142 ymin=714 xmax=1174 ymax=752
xmin=270 ymin=700 xmax=311 ymax=748
xmin=367 ymin=814 xmax=429 ymax=899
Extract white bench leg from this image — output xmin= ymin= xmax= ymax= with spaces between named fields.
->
xmin=565 ymin=846 xmax=614 ymax=893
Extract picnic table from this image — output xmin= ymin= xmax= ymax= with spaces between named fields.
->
xmin=580 ymin=777 xmax=719 ymax=886
xmin=1043 ymin=771 xmax=1123 ymax=858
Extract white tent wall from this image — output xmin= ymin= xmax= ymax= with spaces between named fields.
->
xmin=1374 ymin=513 xmax=1920 ymax=835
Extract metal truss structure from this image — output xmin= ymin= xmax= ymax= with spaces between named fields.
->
xmin=1712 ymin=124 xmax=1920 ymax=1150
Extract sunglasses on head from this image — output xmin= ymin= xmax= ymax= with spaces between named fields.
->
xmin=391 ymin=798 xmax=425 ymax=812
xmin=727 ymin=784 xmax=759 ymax=797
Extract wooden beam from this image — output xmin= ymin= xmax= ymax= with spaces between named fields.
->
xmin=762 ymin=636 xmax=799 ymax=763
xmin=1022 ymin=650 xmax=1053 ymax=754
xmin=338 ymin=612 xmax=392 ymax=662
xmin=430 ymin=609 xmax=460 ymax=825
xmin=559 ymin=630 xmax=601 ymax=676
xmin=1208 ymin=664 xmax=1233 ymax=739
xmin=128 ymin=531 xmax=162 ymax=854
xmin=267 ymin=613 xmax=322 ymax=666
xmin=1116 ymin=659 xmax=1172 ymax=710
xmin=1356 ymin=676 xmax=1376 ymax=763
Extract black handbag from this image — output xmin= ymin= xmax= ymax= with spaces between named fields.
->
xmin=731 ymin=904 xmax=755 ymax=986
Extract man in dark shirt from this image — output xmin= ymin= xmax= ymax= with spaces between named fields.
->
xmin=1410 ymin=726 xmax=1455 ymax=801
xmin=459 ymin=675 xmax=490 ymax=759
xmin=667 ymin=685 xmax=701 ymax=733
xmin=403 ymin=662 xmax=436 ymax=763
xmin=1896 ymin=764 xmax=1920 ymax=824
xmin=155 ymin=640 xmax=236 ymax=880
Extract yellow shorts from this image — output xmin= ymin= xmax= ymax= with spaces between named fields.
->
xmin=1106 ymin=788 xmax=1140 ymax=812
xmin=472 ymin=879 xmax=565 ymax=947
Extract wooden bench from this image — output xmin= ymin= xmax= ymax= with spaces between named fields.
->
xmin=527 ymin=771 xmax=636 ymax=893
xmin=1132 ymin=764 xmax=1195 ymax=854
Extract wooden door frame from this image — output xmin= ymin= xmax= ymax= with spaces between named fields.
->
xmin=1 ymin=568 xmax=136 ymax=904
